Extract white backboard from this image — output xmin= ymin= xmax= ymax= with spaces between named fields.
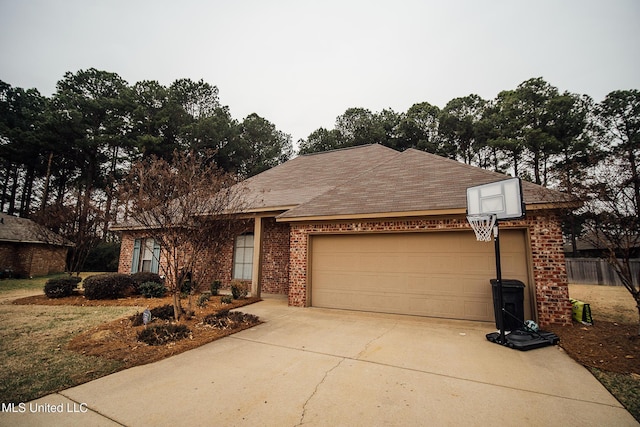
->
xmin=466 ymin=177 xmax=525 ymax=220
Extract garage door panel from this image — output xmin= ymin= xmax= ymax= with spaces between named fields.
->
xmin=311 ymin=231 xmax=530 ymax=322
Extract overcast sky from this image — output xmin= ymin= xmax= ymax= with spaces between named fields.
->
xmin=1 ymin=0 xmax=638 ymax=145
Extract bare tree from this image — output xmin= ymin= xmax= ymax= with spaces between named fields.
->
xmin=121 ymin=150 xmax=247 ymax=320
xmin=580 ymin=158 xmax=640 ymax=334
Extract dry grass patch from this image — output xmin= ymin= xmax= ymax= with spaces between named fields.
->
xmin=568 ymin=284 xmax=637 ymax=324
xmin=0 ymin=304 xmax=139 ymax=403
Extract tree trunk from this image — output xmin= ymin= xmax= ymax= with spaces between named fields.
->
xmin=0 ymin=161 xmax=10 ymax=211
xmin=8 ymin=166 xmax=19 ymax=215
xmin=40 ymin=152 xmax=53 ymax=211
xmin=533 ymin=150 xmax=541 ymax=185
xmin=627 ymin=148 xmax=640 ymax=212
xmin=636 ymin=297 xmax=640 ymax=336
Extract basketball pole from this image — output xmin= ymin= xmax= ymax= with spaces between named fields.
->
xmin=493 ymin=217 xmax=506 ymax=345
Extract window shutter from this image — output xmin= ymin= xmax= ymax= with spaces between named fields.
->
xmin=151 ymin=240 xmax=161 ymax=274
xmin=131 ymin=239 xmax=141 ymax=273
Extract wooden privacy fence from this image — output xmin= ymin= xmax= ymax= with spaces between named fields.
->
xmin=565 ymin=258 xmax=640 ymax=286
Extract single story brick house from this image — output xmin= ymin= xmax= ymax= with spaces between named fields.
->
xmin=116 ymin=144 xmax=574 ymax=326
xmin=0 ymin=212 xmax=73 ymax=278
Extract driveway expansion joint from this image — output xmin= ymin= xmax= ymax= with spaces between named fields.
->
xmin=57 ymin=391 xmax=126 ymax=426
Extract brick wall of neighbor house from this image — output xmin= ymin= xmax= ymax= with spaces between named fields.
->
xmin=0 ymin=243 xmax=19 ymax=273
xmin=0 ymin=243 xmax=67 ymax=277
xmin=288 ymin=213 xmax=572 ymax=326
xmin=260 ymin=218 xmax=290 ymax=294
xmin=27 ymin=245 xmax=67 ymax=276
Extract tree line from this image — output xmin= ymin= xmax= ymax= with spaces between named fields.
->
xmin=1 ymin=72 xmax=637 ymax=276
xmin=300 ymin=77 xmax=633 ymax=192
xmin=0 ymin=68 xmax=293 ymax=270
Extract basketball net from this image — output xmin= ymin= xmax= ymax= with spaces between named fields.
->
xmin=467 ymin=215 xmax=497 ymax=242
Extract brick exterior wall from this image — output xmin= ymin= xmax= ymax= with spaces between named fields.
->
xmin=0 ymin=242 xmax=67 ymax=277
xmin=287 ymin=213 xmax=572 ymax=326
xmin=117 ymin=217 xmax=290 ymax=295
xmin=260 ymin=217 xmax=290 ymax=294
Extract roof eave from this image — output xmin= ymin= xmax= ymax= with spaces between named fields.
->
xmin=276 ymin=201 xmax=578 ymax=223
xmin=276 ymin=208 xmax=467 ymax=222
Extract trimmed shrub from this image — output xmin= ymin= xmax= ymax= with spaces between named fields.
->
xmin=221 ymin=295 xmax=233 ymax=304
xmin=151 ymin=304 xmax=175 ymax=320
xmin=210 ymin=280 xmax=221 ymax=296
xmin=197 ymin=291 xmax=212 ymax=307
xmin=138 ymin=281 xmax=167 ymax=298
xmin=230 ymin=281 xmax=248 ymax=299
xmin=44 ymin=276 xmax=81 ymax=299
xmin=131 ymin=272 xmax=163 ymax=293
xmin=181 ymin=280 xmax=193 ymax=295
xmin=137 ymin=324 xmax=191 ymax=346
xmin=83 ymin=273 xmax=135 ymax=300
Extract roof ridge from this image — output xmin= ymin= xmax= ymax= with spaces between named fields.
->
xmin=301 ymin=143 xmax=390 ymax=157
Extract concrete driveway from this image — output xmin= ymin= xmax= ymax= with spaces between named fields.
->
xmin=2 ymin=297 xmax=637 ymax=426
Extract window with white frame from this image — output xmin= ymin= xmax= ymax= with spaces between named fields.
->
xmin=233 ymin=233 xmax=254 ymax=281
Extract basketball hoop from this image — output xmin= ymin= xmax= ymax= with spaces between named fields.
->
xmin=467 ymin=214 xmax=496 ymax=242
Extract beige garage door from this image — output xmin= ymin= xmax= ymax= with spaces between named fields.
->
xmin=310 ymin=231 xmax=531 ymax=322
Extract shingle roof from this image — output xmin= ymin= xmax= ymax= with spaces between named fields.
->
xmin=112 ymin=144 xmax=573 ymax=230
xmin=275 ymin=147 xmax=571 ymax=220
xmin=0 ymin=213 xmax=73 ymax=246
xmin=241 ymin=144 xmax=400 ymax=211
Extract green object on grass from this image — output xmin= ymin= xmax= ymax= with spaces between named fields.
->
xmin=570 ymin=298 xmax=593 ymax=325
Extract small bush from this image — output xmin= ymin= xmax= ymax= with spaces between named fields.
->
xmin=130 ymin=304 xmax=175 ymax=326
xmin=151 ymin=304 xmax=175 ymax=320
xmin=137 ymin=324 xmax=191 ymax=346
xmin=44 ymin=276 xmax=81 ymax=298
xmin=221 ymin=295 xmax=233 ymax=304
xmin=230 ymin=281 xmax=249 ymax=299
xmin=180 ymin=280 xmax=195 ymax=296
xmin=138 ymin=281 xmax=167 ymax=298
xmin=131 ymin=272 xmax=163 ymax=293
xmin=210 ymin=280 xmax=221 ymax=296
xmin=203 ymin=310 xmax=259 ymax=329
xmin=83 ymin=273 xmax=135 ymax=300
xmin=197 ymin=292 xmax=212 ymax=307
xmin=129 ymin=304 xmax=174 ymax=326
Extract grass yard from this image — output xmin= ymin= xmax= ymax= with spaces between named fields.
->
xmin=0 ymin=272 xmax=260 ymax=405
xmin=0 ymin=304 xmax=139 ymax=403
xmin=0 ymin=273 xmax=140 ymax=403
xmin=568 ymin=283 xmax=638 ymax=324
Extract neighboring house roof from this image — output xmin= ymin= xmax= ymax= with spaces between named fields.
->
xmin=0 ymin=213 xmax=73 ymax=246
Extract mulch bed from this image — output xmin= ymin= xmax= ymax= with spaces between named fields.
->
xmin=547 ymin=321 xmax=640 ymax=375
xmin=13 ymin=293 xmax=262 ymax=368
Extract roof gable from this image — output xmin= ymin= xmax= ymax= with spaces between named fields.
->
xmin=278 ymin=148 xmax=571 ymax=220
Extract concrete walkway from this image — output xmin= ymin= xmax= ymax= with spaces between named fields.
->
xmin=2 ymin=298 xmax=637 ymax=426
